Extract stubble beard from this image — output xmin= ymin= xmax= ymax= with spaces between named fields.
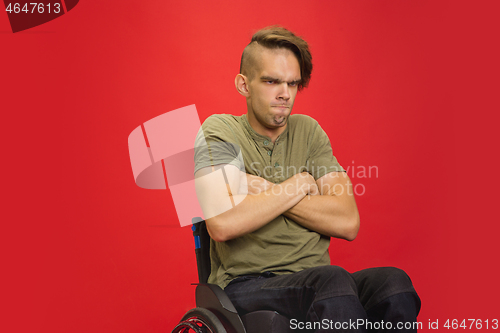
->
xmin=269 ymin=104 xmax=292 ymax=127
xmin=271 ymin=114 xmax=288 ymax=127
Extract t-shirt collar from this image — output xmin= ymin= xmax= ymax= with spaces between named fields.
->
xmin=242 ymin=114 xmax=289 ymax=143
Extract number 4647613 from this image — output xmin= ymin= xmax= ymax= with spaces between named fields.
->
xmin=5 ymin=3 xmax=61 ymax=14
xmin=444 ymin=319 xmax=498 ymax=330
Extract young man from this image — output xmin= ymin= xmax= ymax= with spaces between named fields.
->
xmin=194 ymin=26 xmax=420 ymax=332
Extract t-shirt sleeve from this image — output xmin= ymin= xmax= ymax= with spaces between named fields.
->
xmin=194 ymin=115 xmax=244 ymax=175
xmin=308 ymin=124 xmax=345 ymax=180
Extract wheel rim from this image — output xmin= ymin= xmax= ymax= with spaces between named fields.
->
xmin=174 ymin=316 xmax=214 ymax=333
xmin=185 ymin=316 xmax=215 ymax=333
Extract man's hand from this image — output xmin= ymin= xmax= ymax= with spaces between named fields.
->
xmin=244 ymin=172 xmax=319 ymax=196
xmin=293 ymin=172 xmax=320 ymax=197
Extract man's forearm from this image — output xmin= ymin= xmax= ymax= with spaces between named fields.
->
xmin=283 ymin=194 xmax=359 ymax=240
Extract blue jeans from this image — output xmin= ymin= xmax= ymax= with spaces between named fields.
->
xmin=224 ymin=266 xmax=421 ymax=332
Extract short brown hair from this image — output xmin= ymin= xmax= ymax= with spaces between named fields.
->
xmin=240 ymin=26 xmax=313 ymax=91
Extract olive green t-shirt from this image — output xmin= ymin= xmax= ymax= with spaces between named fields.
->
xmin=194 ymin=113 xmax=345 ymax=289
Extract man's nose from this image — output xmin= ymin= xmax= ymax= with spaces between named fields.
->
xmin=277 ymin=83 xmax=291 ymax=100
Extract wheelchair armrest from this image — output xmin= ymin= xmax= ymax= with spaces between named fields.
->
xmin=194 ymin=283 xmax=246 ymax=333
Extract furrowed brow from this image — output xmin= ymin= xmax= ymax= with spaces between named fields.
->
xmin=260 ymin=76 xmax=302 ymax=85
xmin=260 ymin=76 xmax=280 ymax=82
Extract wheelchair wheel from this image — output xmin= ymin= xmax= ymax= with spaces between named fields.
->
xmin=171 ymin=307 xmax=228 ymax=333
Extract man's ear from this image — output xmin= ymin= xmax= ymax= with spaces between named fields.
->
xmin=235 ymin=74 xmax=250 ymax=97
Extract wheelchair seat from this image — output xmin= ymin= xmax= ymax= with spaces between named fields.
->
xmin=172 ymin=218 xmax=294 ymax=333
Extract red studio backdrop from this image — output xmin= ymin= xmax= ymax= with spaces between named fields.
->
xmin=1 ymin=1 xmax=499 ymax=332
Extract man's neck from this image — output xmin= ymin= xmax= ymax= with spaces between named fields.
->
xmin=246 ymin=113 xmax=287 ymax=143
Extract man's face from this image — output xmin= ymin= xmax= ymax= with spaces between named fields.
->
xmin=246 ymin=48 xmax=301 ymax=135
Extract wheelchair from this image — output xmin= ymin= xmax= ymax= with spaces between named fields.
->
xmin=171 ymin=217 xmax=294 ymax=333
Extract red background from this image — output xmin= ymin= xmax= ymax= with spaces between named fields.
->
xmin=1 ymin=0 xmax=499 ymax=332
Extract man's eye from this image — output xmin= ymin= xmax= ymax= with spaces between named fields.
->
xmin=265 ymin=81 xmax=275 ymax=84
xmin=289 ymin=82 xmax=298 ymax=87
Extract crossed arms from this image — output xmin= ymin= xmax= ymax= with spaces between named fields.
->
xmin=195 ymin=165 xmax=360 ymax=242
